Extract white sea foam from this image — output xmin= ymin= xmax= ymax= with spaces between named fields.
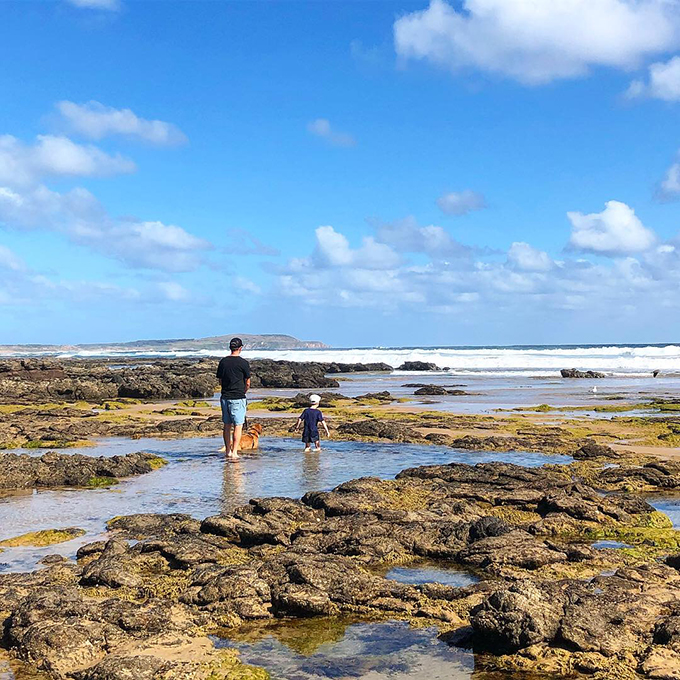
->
xmin=4 ymin=344 xmax=679 ymax=376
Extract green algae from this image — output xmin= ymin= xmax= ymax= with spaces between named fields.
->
xmin=0 ymin=527 xmax=85 ymax=547
xmin=177 ymin=400 xmax=211 ymax=408
xmin=204 ymin=649 xmax=270 ymax=680
xmin=147 ymin=455 xmax=168 ymax=470
xmin=86 ymin=476 xmax=119 ymax=488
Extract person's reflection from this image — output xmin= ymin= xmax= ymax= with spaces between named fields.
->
xmin=302 ymin=450 xmax=321 ymax=491
xmin=221 ymin=459 xmax=244 ymax=514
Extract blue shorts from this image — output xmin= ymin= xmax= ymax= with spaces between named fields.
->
xmin=220 ymin=397 xmax=247 ymax=426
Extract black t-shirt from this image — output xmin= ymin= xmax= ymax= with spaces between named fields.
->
xmin=216 ymin=356 xmax=251 ymax=399
xmin=301 ymin=408 xmax=324 ymax=432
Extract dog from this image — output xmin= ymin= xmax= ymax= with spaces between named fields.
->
xmin=220 ymin=422 xmax=263 ymax=453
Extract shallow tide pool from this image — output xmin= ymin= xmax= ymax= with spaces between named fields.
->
xmin=217 ymin=620 xmax=475 ymax=680
xmin=0 ymin=436 xmax=571 ymax=572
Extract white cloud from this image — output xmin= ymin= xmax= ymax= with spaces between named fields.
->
xmin=311 ymin=226 xmax=401 ymax=270
xmin=567 ymin=200 xmax=656 ymax=255
xmin=56 ymin=101 xmax=187 ymax=145
xmin=394 ymin=0 xmax=680 ymax=85
xmin=0 ymin=245 xmax=24 ymax=271
xmin=233 ymin=276 xmax=262 ymax=295
xmin=66 ymin=0 xmax=120 ymax=10
xmin=627 ymin=56 xmax=680 ymax=100
xmin=275 ymin=214 xmax=680 ymax=318
xmin=658 ymin=159 xmax=680 ymax=200
xmin=307 ymin=119 xmax=356 ymax=147
xmin=0 ymin=183 xmax=210 ymax=272
xmin=436 ymin=189 xmax=486 ymax=215
xmin=375 ymin=216 xmax=469 ymax=258
xmin=156 ymin=281 xmax=191 ymax=302
xmin=507 ymin=241 xmax=554 ymax=272
xmin=0 ymin=134 xmax=135 ymax=188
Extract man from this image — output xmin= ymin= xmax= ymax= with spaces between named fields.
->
xmin=216 ymin=337 xmax=251 ymax=460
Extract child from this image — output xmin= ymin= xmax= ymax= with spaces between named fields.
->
xmin=295 ymin=394 xmax=330 ymax=452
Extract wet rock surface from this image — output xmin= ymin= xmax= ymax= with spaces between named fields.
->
xmin=0 ymin=450 xmax=165 ymax=489
xmin=0 ymin=358 xmax=393 ymax=405
xmin=561 ymin=368 xmax=606 ymax=379
xmin=2 ymin=459 xmax=680 ymax=678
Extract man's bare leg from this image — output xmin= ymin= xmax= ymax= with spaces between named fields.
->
xmin=231 ymin=424 xmax=243 ymax=458
xmin=223 ymin=424 xmax=233 ymax=457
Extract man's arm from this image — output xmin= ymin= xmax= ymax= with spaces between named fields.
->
xmin=245 ymin=378 xmax=251 ymax=394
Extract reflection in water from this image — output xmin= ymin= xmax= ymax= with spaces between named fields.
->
xmin=302 ymin=451 xmax=322 ymax=491
xmin=385 ymin=564 xmax=478 ymax=588
xmin=0 ymin=436 xmax=571 ymax=572
xmin=221 ymin=460 xmax=244 ymax=514
xmin=218 ymin=620 xmax=475 ymax=679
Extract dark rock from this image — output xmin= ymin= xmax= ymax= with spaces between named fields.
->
xmin=560 ymin=368 xmax=606 ymax=378
xmin=397 ymin=361 xmax=439 ymax=371
xmin=0 ymin=451 xmax=165 ymax=490
xmin=574 ymin=440 xmax=620 ymax=460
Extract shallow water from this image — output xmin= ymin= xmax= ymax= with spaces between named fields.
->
xmin=217 ymin=620 xmax=474 ymax=680
xmin=648 ymin=496 xmax=680 ymax=529
xmin=591 ymin=540 xmax=631 ymax=550
xmin=249 ymin=372 xmax=680 ymax=416
xmin=0 ymin=437 xmax=571 ymax=572
xmin=385 ymin=565 xmax=478 ymax=588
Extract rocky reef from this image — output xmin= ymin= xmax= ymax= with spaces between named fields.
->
xmin=561 ymin=368 xmax=606 ymax=379
xmin=0 ymin=450 xmax=166 ymax=489
xmin=2 ymin=457 xmax=680 ymax=678
xmin=0 ymin=358 xmax=395 ymax=405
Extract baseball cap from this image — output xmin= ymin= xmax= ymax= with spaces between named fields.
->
xmin=310 ymin=394 xmax=321 ymax=404
xmin=229 ymin=337 xmax=243 ymax=350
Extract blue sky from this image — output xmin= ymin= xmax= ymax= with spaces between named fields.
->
xmin=2 ymin=0 xmax=680 ymax=347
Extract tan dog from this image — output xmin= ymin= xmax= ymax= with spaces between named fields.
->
xmin=220 ymin=422 xmax=263 ymax=453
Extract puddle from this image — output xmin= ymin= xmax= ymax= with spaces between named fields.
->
xmin=385 ymin=565 xmax=478 ymax=588
xmin=0 ymin=437 xmax=571 ymax=572
xmin=591 ymin=540 xmax=631 ymax=550
xmin=217 ymin=620 xmax=474 ymax=679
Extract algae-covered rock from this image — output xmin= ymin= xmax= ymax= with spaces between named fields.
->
xmin=0 ymin=528 xmax=85 ymax=548
xmin=0 ymin=450 xmax=167 ymax=490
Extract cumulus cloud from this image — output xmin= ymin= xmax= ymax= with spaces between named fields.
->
xmin=66 ymin=0 xmax=120 ymax=10
xmin=627 ymin=56 xmax=680 ymax=100
xmin=567 ymin=200 xmax=656 ymax=255
xmin=0 ymin=183 xmax=210 ymax=272
xmin=507 ymin=242 xmax=554 ymax=272
xmin=274 ymin=208 xmax=680 ymax=319
xmin=56 ymin=101 xmax=187 ymax=145
xmin=436 ymin=189 xmax=486 ymax=216
xmin=310 ymin=226 xmax=401 ymax=270
xmin=394 ymin=0 xmax=680 ymax=85
xmin=307 ymin=119 xmax=356 ymax=147
xmin=375 ymin=216 xmax=469 ymax=258
xmin=657 ymin=158 xmax=680 ymax=201
xmin=0 ymin=134 xmax=135 ymax=188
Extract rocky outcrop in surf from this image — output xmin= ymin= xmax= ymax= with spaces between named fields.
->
xmin=560 ymin=368 xmax=606 ymax=378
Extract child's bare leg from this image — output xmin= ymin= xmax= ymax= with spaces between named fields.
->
xmin=314 ymin=440 xmax=321 ymax=452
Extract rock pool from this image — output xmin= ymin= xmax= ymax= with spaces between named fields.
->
xmin=0 ymin=437 xmax=571 ymax=572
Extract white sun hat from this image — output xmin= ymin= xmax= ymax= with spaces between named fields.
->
xmin=309 ymin=394 xmax=321 ymax=404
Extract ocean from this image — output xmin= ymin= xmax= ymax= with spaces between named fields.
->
xmin=4 ymin=343 xmax=680 ymax=377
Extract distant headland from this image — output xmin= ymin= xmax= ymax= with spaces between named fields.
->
xmin=0 ymin=333 xmax=328 ymax=356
